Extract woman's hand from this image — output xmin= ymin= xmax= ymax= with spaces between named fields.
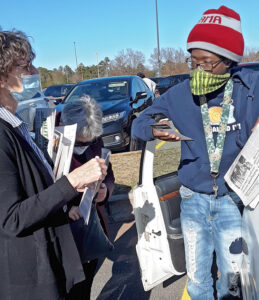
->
xmin=152 ymin=121 xmax=181 ymax=142
xmin=96 ymin=183 xmax=107 ymax=203
xmin=252 ymin=116 xmax=259 ymax=132
xmin=67 ymin=157 xmax=107 ymax=192
xmin=68 ymin=206 xmax=82 ymax=221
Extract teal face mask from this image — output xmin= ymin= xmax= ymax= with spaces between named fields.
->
xmin=10 ymin=74 xmax=41 ymax=102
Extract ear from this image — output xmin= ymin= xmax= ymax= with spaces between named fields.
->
xmin=223 ymin=59 xmax=233 ymax=68
xmin=0 ymin=76 xmax=7 ymax=88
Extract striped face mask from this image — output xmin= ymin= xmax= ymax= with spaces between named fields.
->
xmin=190 ymin=69 xmax=230 ymax=95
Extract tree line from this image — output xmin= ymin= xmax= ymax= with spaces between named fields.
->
xmin=39 ymin=47 xmax=259 ymax=89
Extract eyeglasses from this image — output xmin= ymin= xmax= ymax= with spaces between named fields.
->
xmin=74 ymin=139 xmax=97 ymax=147
xmin=185 ymin=57 xmax=223 ymax=71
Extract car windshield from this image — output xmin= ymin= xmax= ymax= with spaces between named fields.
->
xmin=65 ymin=80 xmax=129 ymax=103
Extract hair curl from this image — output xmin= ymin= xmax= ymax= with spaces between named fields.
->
xmin=61 ymin=95 xmax=103 ymax=140
xmin=0 ymin=30 xmax=35 ymax=79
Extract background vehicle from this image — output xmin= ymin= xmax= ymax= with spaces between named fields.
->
xmin=16 ymin=90 xmax=50 ymax=131
xmin=150 ymin=73 xmax=190 ymax=97
xmin=237 ymin=61 xmax=259 ymax=71
xmin=44 ymin=84 xmax=75 ymax=103
xmin=58 ymin=76 xmax=155 ymax=152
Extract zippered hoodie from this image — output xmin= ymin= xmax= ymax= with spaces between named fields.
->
xmin=132 ymin=68 xmax=259 ymax=195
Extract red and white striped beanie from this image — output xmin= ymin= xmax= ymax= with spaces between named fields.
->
xmin=187 ymin=6 xmax=244 ymax=62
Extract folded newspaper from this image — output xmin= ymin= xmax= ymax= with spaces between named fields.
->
xmin=224 ymin=124 xmax=259 ymax=208
xmin=34 ymin=108 xmax=56 ymax=158
xmin=79 ymin=148 xmax=111 ymax=224
xmin=34 ymin=108 xmax=77 ymax=180
xmin=54 ymin=124 xmax=77 ymax=179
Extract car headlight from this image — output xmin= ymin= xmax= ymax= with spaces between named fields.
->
xmin=102 ymin=111 xmax=126 ymax=123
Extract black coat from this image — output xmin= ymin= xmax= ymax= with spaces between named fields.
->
xmin=0 ymin=119 xmax=85 ymax=300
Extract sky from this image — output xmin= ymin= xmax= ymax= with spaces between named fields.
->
xmin=1 ymin=0 xmax=259 ymax=71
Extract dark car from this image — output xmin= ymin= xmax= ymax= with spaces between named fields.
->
xmin=236 ymin=61 xmax=259 ymax=72
xmin=44 ymin=84 xmax=75 ymax=103
xmin=57 ymin=76 xmax=154 ymax=152
xmin=151 ymin=73 xmax=190 ymax=97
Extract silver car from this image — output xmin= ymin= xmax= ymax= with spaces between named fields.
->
xmin=16 ymin=91 xmax=50 ymax=131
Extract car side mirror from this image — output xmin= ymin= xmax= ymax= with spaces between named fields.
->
xmin=54 ymin=98 xmax=63 ymax=105
xmin=134 ymin=91 xmax=147 ymax=102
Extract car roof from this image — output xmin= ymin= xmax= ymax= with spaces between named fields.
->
xmin=46 ymin=84 xmax=75 ymax=88
xmin=238 ymin=61 xmax=259 ymax=66
xmin=77 ymin=75 xmax=138 ymax=85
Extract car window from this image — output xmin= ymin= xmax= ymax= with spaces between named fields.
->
xmin=131 ymin=79 xmax=140 ymax=99
xmin=60 ymin=85 xmax=74 ymax=96
xmin=153 ymin=140 xmax=181 ymax=179
xmin=32 ymin=92 xmax=42 ymax=98
xmin=44 ymin=86 xmax=61 ymax=97
xmin=159 ymin=77 xmax=171 ymax=87
xmin=137 ymin=78 xmax=148 ymax=92
xmin=65 ymin=80 xmax=129 ymax=103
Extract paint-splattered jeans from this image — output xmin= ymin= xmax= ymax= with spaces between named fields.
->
xmin=180 ymin=185 xmax=243 ymax=300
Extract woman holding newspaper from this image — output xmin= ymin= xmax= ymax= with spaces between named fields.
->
xmin=0 ymin=30 xmax=107 ymax=300
xmin=59 ymin=97 xmax=115 ymax=300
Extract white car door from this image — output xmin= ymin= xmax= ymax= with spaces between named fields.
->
xmin=133 ymin=140 xmax=185 ymax=291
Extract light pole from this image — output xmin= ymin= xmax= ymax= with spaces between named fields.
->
xmin=96 ymin=52 xmax=100 ymax=78
xmin=73 ymin=41 xmax=78 ymax=70
xmin=155 ymin=0 xmax=161 ymax=75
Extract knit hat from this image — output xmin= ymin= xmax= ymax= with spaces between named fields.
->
xmin=187 ymin=6 xmax=244 ymax=62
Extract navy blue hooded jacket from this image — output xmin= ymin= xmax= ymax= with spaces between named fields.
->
xmin=132 ymin=68 xmax=259 ymax=195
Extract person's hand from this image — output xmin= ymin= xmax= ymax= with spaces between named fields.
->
xmin=68 ymin=206 xmax=82 ymax=221
xmin=152 ymin=121 xmax=181 ymax=142
xmin=96 ymin=183 xmax=107 ymax=203
xmin=252 ymin=116 xmax=259 ymax=132
xmin=67 ymin=157 xmax=107 ymax=192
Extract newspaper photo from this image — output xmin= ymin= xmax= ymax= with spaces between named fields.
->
xmin=79 ymin=148 xmax=111 ymax=224
xmin=224 ymin=124 xmax=259 ymax=208
xmin=34 ymin=108 xmax=56 ymax=158
xmin=54 ymin=124 xmax=77 ymax=179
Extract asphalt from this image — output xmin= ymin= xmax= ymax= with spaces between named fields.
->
xmin=91 ymin=192 xmax=187 ymax=300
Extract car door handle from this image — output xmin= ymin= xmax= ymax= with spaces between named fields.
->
xmin=152 ymin=230 xmax=161 ymax=236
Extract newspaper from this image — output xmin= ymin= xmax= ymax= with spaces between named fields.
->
xmin=34 ymin=108 xmax=56 ymax=158
xmin=54 ymin=124 xmax=77 ymax=179
xmin=79 ymin=148 xmax=111 ymax=224
xmin=224 ymin=124 xmax=259 ymax=208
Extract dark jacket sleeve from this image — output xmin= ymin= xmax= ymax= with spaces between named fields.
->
xmin=132 ymin=91 xmax=174 ymax=141
xmin=0 ymin=134 xmax=78 ymax=237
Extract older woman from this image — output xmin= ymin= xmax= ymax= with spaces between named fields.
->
xmin=60 ymin=97 xmax=115 ymax=300
xmin=0 ymin=30 xmax=107 ymax=300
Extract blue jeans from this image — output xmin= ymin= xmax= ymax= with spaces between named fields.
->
xmin=180 ymin=185 xmax=243 ymax=300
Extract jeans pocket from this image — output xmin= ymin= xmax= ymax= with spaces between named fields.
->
xmin=179 ymin=185 xmax=194 ymax=200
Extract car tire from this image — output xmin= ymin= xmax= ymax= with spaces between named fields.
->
xmin=129 ymin=137 xmax=144 ymax=151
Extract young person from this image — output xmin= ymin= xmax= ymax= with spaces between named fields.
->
xmin=132 ymin=6 xmax=259 ymax=299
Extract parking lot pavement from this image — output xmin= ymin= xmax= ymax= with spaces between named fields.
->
xmin=91 ymin=194 xmax=187 ymax=300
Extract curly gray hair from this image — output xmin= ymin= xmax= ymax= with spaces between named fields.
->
xmin=0 ymin=30 xmax=35 ymax=79
xmin=61 ymin=95 xmax=103 ymax=140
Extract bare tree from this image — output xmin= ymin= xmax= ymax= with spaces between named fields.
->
xmin=110 ymin=49 xmax=145 ymax=75
xmin=242 ymin=47 xmax=259 ymax=62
